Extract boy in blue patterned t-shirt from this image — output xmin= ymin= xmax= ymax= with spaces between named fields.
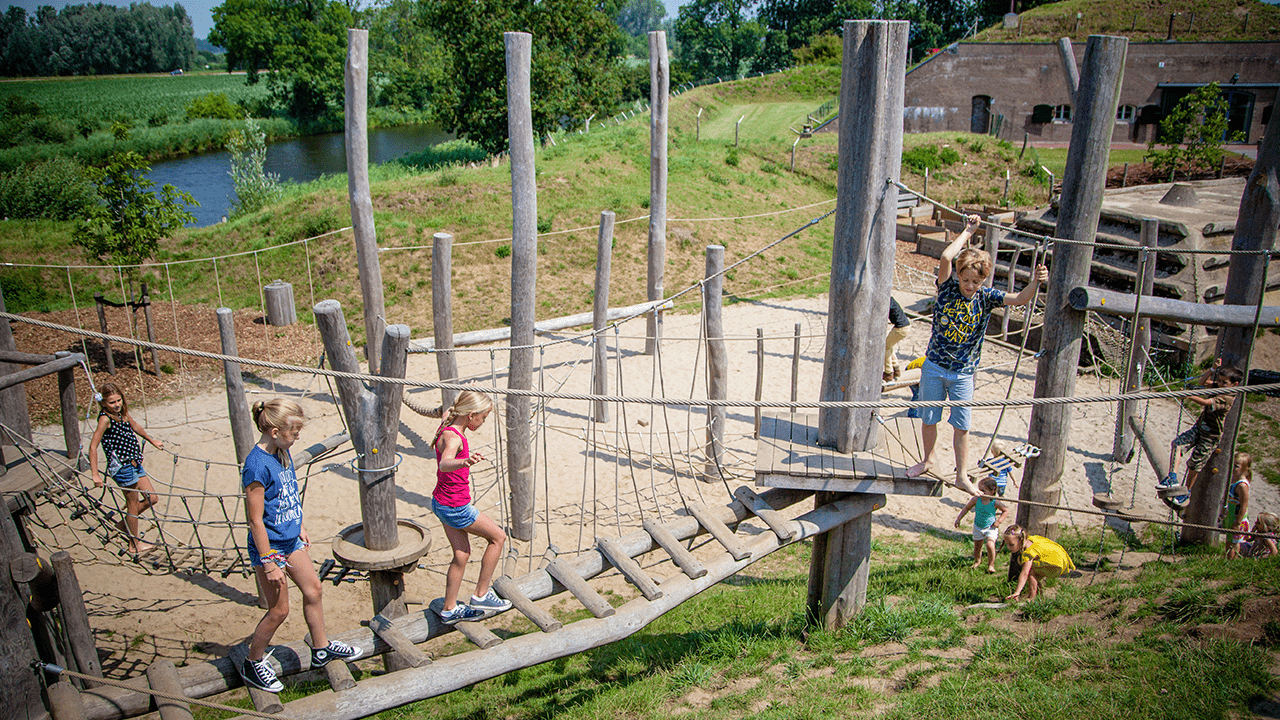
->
xmin=906 ymin=214 xmax=1047 ymax=495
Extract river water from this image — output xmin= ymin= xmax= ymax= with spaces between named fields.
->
xmin=148 ymin=124 xmax=452 ymax=227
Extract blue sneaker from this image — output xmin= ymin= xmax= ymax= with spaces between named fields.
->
xmin=470 ymin=589 xmax=512 ymax=613
xmin=1158 ymin=472 xmax=1178 ymax=487
xmin=437 ymin=602 xmax=485 ymax=625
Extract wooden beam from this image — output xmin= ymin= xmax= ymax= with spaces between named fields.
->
xmin=703 ymin=245 xmax=726 ymax=481
xmin=52 ymin=551 xmax=103 ymax=687
xmin=641 ymin=517 xmax=707 ymax=579
xmin=1069 ymin=286 xmax=1280 ymax=327
xmin=1020 ymin=35 xmax=1128 ymax=538
xmin=545 ymin=559 xmax=615 ymax=618
xmin=345 ymin=28 xmax=387 ymax=373
xmin=1113 ymin=220 xmax=1158 ymax=463
xmin=596 ymin=536 xmax=662 ymax=600
xmin=645 ymin=30 xmax=669 ymax=356
xmin=1129 ymin=415 xmax=1171 ymax=483
xmin=685 ymin=502 xmax=750 ymax=560
xmin=217 ymin=308 xmax=255 ymax=465
xmin=431 ymin=232 xmax=458 ymax=413
xmin=146 ymin=658 xmax=194 ymax=720
xmin=732 ymin=486 xmax=797 ymax=541
xmin=818 ymin=20 xmax=907 ymax=453
xmin=367 ymin=615 xmax=431 ymax=668
xmin=592 ymin=211 xmax=615 ymax=423
xmin=56 ymin=351 xmax=80 ymax=462
xmin=492 ymin=576 xmax=561 ymax=632
xmin=0 ymin=349 xmax=56 ymax=364
xmin=0 ymin=353 xmax=83 ymax=393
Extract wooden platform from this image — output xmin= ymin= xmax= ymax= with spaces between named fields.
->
xmin=1 ymin=444 xmax=76 ymax=508
xmin=755 ymin=413 xmax=942 ymax=496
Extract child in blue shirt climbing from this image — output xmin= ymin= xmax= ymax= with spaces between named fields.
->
xmin=955 ymin=476 xmax=1009 ymax=573
xmin=906 ymin=214 xmax=1047 ymax=495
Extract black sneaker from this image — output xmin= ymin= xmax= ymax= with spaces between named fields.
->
xmin=239 ymin=651 xmax=283 ymax=693
xmin=437 ymin=602 xmax=485 ymax=625
xmin=311 ymin=639 xmax=363 ymax=667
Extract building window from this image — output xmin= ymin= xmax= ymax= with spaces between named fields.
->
xmin=1053 ymin=104 xmax=1072 ymax=122
xmin=1117 ymin=105 xmax=1136 ymax=122
xmin=1031 ymin=104 xmax=1054 ymax=123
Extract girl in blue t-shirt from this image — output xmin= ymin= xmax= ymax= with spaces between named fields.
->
xmin=236 ymin=399 xmax=361 ymax=693
xmin=906 ymin=214 xmax=1047 ymax=495
xmin=954 ymin=476 xmax=1009 ymax=573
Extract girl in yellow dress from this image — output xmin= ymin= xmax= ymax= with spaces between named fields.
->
xmin=1003 ymin=524 xmax=1075 ymax=601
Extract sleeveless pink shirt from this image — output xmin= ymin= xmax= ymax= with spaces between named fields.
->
xmin=432 ymin=426 xmax=472 ymax=507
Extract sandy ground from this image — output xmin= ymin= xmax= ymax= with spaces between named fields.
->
xmin=24 ymin=291 xmax=1279 ymax=680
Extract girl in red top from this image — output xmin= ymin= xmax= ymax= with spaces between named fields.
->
xmin=431 ymin=390 xmax=510 ymax=624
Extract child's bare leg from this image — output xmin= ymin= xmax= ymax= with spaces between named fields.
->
xmin=985 ymin=539 xmax=997 ymax=572
xmin=972 ymin=540 xmax=982 ymax=569
xmin=907 ymin=423 xmax=938 ymax=477
xmin=119 ymin=489 xmax=154 ymax=554
xmin=1025 ymin=574 xmax=1041 ymax=600
xmin=1184 ymin=466 xmax=1200 ymax=490
xmin=466 ymin=514 xmax=507 ymax=598
xmin=441 ymin=525 xmax=471 ymax=609
xmin=1167 ymin=443 xmax=1182 ymax=480
xmin=953 ymin=427 xmax=977 ymax=495
xmin=286 ymin=547 xmax=329 ymax=649
xmin=248 ymin=564 xmax=289 ymax=659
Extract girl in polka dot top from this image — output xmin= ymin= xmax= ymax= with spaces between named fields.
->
xmin=89 ymin=383 xmax=164 ymax=554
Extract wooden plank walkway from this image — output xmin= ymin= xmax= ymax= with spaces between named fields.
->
xmin=1 ymin=445 xmax=76 ymax=512
xmin=755 ymin=413 xmax=941 ymax=496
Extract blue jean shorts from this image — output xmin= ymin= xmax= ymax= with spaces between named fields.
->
xmin=247 ymin=536 xmax=306 ymax=568
xmin=432 ymin=499 xmax=479 ymax=530
xmin=918 ymin=360 xmax=975 ymax=430
xmin=111 ymin=461 xmax=147 ymax=488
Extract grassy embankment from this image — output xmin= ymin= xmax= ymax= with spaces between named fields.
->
xmin=188 ymin=531 xmax=1279 ymax=720
xmin=973 ymin=0 xmax=1280 ymax=43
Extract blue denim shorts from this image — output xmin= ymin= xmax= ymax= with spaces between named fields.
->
xmin=247 ymin=536 xmax=306 ymax=568
xmin=918 ymin=360 xmax=975 ymax=430
xmin=432 ymin=499 xmax=479 ymax=530
xmin=111 ymin=461 xmax=147 ymax=488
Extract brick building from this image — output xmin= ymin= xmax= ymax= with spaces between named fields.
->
xmin=903 ymin=40 xmax=1279 ymax=144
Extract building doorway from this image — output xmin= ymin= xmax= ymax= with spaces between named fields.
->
xmin=971 ymin=95 xmax=992 ymax=134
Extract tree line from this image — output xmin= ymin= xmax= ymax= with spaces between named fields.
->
xmin=0 ymin=3 xmax=197 ymax=77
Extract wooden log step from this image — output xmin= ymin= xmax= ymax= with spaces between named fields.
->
xmin=227 ymin=645 xmax=283 ymax=714
xmin=145 ymin=658 xmax=193 ymax=720
xmin=732 ymin=486 xmax=796 ymax=542
xmin=538 ymin=543 xmax=560 ymax=570
xmin=368 ymin=614 xmax=431 ymax=668
xmin=454 ymin=621 xmax=503 ymax=650
xmin=1156 ymin=484 xmax=1189 ymax=498
xmin=596 ymin=536 xmax=662 ymax=600
xmin=492 ymin=576 xmax=561 ymax=633
xmin=685 ymin=502 xmax=751 ymax=561
xmin=306 ymin=632 xmax=358 ymax=693
xmin=1091 ymin=494 xmax=1122 ymax=511
xmin=544 ymin=559 xmax=615 ymax=618
xmin=641 ymin=517 xmax=708 ymax=579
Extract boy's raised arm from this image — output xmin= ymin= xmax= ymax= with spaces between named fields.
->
xmin=938 ymin=214 xmax=981 ymax=285
xmin=1006 ymin=264 xmax=1048 ymax=306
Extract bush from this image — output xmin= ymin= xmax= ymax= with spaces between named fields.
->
xmin=0 ymin=268 xmax=55 ymax=313
xmin=0 ymin=157 xmax=96 ymax=220
xmin=901 ymin=145 xmax=960 ymax=174
xmin=396 ymin=139 xmax=488 ymax=171
xmin=226 ymin=117 xmax=282 ymax=217
xmin=185 ymin=92 xmax=244 ymax=121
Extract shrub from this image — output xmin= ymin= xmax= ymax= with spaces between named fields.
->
xmin=396 ymin=139 xmax=488 ymax=171
xmin=495 ymin=244 xmax=511 ymax=259
xmin=725 ymin=147 xmax=740 ymax=166
xmin=901 ymin=145 xmax=960 ymax=174
xmin=0 ymin=157 xmax=96 ymax=220
xmin=185 ymin=92 xmax=244 ymax=121
xmin=226 ymin=117 xmax=282 ymax=217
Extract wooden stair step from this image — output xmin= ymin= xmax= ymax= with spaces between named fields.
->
xmin=304 ymin=632 xmax=358 ymax=691
xmin=545 ymin=559 xmax=615 ymax=618
xmin=493 ymin=576 xmax=562 ymax=632
xmin=686 ymin=502 xmax=751 ymax=561
xmin=596 ymin=536 xmax=662 ymax=600
xmin=368 ymin=614 xmax=431 ymax=668
xmin=227 ymin=645 xmax=283 ymax=714
xmin=732 ymin=486 xmax=796 ymax=542
xmin=454 ymin=621 xmax=503 ymax=649
xmin=641 ymin=517 xmax=708 ymax=579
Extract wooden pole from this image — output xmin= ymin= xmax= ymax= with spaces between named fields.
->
xmin=1057 ymin=37 xmax=1081 ymax=100
xmin=217 ymin=308 xmax=255 ymax=464
xmin=432 ymin=232 xmax=459 ymax=413
xmin=0 ymin=286 xmax=32 ymax=445
xmin=52 ymin=551 xmax=103 ymax=687
xmin=645 ymin=30 xmax=669 ymax=356
xmin=345 ymin=28 xmax=387 ymax=374
xmin=94 ymin=292 xmax=115 ymax=376
xmin=818 ymin=20 xmax=907 ymax=453
xmin=1019 ymin=35 xmax=1128 ymax=537
xmin=141 ymin=291 xmax=160 ymax=374
xmin=791 ymin=322 xmax=800 ymax=404
xmin=592 ymin=211 xmax=615 ymax=423
xmin=55 ymin=350 xmax=80 ymax=462
xmin=1183 ymin=115 xmax=1280 ymax=544
xmin=1112 ymin=219 xmax=1157 ymax=463
xmin=1001 ymin=248 xmax=1022 ymax=341
xmin=816 ymin=496 xmax=873 ymax=628
xmin=0 ymin=508 xmax=43 ymax=716
xmin=703 ymin=245 xmax=726 ymax=482
xmin=984 ymin=229 xmax=998 ymax=288
xmin=146 ymin=658 xmax=195 ymax=720
xmin=506 ymin=31 xmax=537 ymax=542
xmin=754 ymin=328 xmax=764 ymax=437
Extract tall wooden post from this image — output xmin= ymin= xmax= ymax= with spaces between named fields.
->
xmin=314 ymin=301 xmax=411 ymax=665
xmin=645 ymin=30 xmax=669 ymax=356
xmin=346 ymin=28 xmax=387 ymax=374
xmin=1112 ymin=219 xmax=1157 ymax=463
xmin=217 ymin=308 xmax=255 ymax=464
xmin=94 ymin=292 xmax=116 ymax=375
xmin=432 ymin=232 xmax=459 ymax=413
xmin=141 ymin=290 xmax=160 ymax=375
xmin=506 ymin=32 xmax=537 ymax=542
xmin=0 ymin=285 xmax=33 ymax=442
xmin=0 ymin=510 xmax=42 ymax=716
xmin=817 ymin=20 xmax=907 ymax=453
xmin=1183 ymin=116 xmax=1280 ymax=544
xmin=51 ymin=551 xmax=103 ymax=687
xmin=1019 ymin=35 xmax=1128 ymax=537
xmin=592 ymin=211 xmax=615 ymax=423
xmin=55 ymin=350 xmax=80 ymax=462
xmin=1057 ymin=37 xmax=1080 ymax=102
xmin=703 ymin=245 xmax=726 ymax=481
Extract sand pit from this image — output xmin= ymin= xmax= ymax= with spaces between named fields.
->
xmin=22 ymin=291 xmax=1277 ymax=680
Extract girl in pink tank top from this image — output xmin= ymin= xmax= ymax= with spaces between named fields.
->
xmin=430 ymin=390 xmax=511 ymax=624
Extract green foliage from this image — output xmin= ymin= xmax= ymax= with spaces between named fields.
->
xmin=226 ymin=117 xmax=282 ymax=217
xmin=396 ymin=140 xmax=488 ymax=171
xmin=495 ymin=244 xmax=511 ymax=259
xmin=724 ymin=147 xmax=740 ymax=166
xmin=901 ymin=144 xmax=960 ymax=174
xmin=1145 ymin=83 xmax=1244 ymax=181
xmin=0 ymin=156 xmax=95 ymax=220
xmin=0 ymin=267 xmax=54 ymax=313
xmin=73 ymin=124 xmax=197 ymax=275
xmin=425 ymin=0 xmax=626 ymax=154
xmin=537 ymin=215 xmax=554 ymax=233
xmin=616 ymin=0 xmax=667 ymax=36
xmin=185 ymin=92 xmax=244 ymax=121
xmin=0 ymin=3 xmax=197 ymax=77
xmin=673 ymin=0 xmax=768 ymax=79
xmin=792 ymin=33 xmax=842 ymax=66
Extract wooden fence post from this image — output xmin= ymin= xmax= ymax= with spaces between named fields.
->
xmin=645 ymin=30 xmax=669 ymax=356
xmin=506 ymin=31 xmax=537 ymax=542
xmin=0 ymin=285 xmax=32 ymax=444
xmin=140 ymin=285 xmax=160 ymax=374
xmin=432 ymin=232 xmax=459 ymax=414
xmin=1183 ymin=114 xmax=1280 ymax=544
xmin=592 ymin=212 xmax=615 ymax=423
xmin=52 ymin=551 xmax=103 ymax=687
xmin=703 ymin=245 xmax=726 ymax=482
xmin=346 ymin=28 xmax=387 ymax=374
xmin=1020 ymin=35 xmax=1128 ymax=537
xmin=55 ymin=350 xmax=80 ymax=462
xmin=0 ymin=508 xmax=43 ymax=715
xmin=1112 ymin=219 xmax=1157 ymax=463
xmin=217 ymin=308 xmax=255 ymax=464
xmin=754 ymin=328 xmax=764 ymax=437
xmin=818 ymin=19 xmax=907 ymax=453
xmin=94 ymin=292 xmax=115 ymax=376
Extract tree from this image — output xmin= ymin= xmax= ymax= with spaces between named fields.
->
xmin=227 ymin=117 xmax=282 ymax=217
xmin=1145 ymin=83 xmax=1244 ymax=181
xmin=616 ymin=0 xmax=665 ymax=35
xmin=210 ymin=0 xmax=352 ymax=121
xmin=426 ymin=0 xmax=625 ymax=154
xmin=73 ymin=125 xmax=197 ymax=274
xmin=673 ymin=0 xmax=767 ymax=79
